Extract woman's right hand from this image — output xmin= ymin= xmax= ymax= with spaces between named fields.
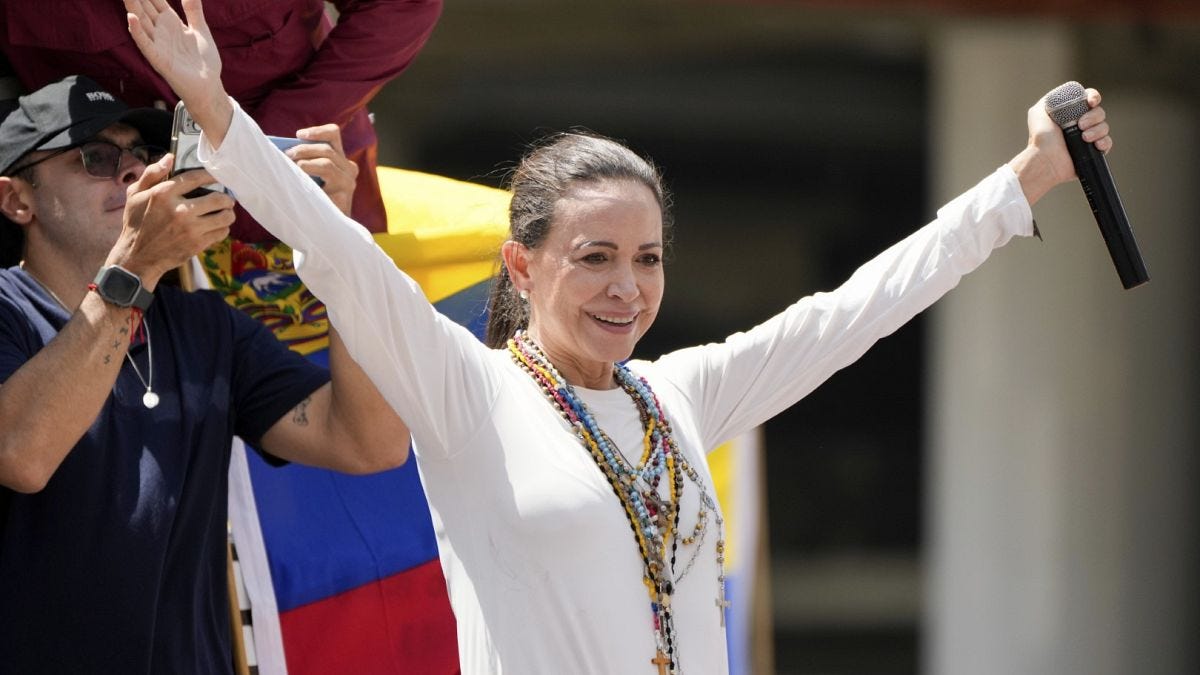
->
xmin=124 ymin=0 xmax=234 ymax=147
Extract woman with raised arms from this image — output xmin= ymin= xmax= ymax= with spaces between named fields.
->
xmin=124 ymin=1 xmax=1114 ymax=672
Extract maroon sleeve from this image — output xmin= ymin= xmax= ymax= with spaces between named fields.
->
xmin=234 ymin=0 xmax=442 ymax=239
xmin=252 ymin=0 xmax=443 ymax=136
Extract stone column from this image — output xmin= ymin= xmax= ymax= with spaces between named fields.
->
xmin=925 ymin=20 xmax=1199 ymax=675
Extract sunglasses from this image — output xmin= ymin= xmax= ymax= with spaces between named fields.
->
xmin=7 ymin=140 xmax=167 ymax=180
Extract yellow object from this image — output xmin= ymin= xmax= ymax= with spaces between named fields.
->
xmin=374 ymin=167 xmax=511 ymax=304
xmin=707 ymin=440 xmax=737 ymax=569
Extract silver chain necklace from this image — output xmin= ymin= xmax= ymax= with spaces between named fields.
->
xmin=126 ymin=321 xmax=158 ymax=409
xmin=20 ymin=262 xmax=158 ymax=409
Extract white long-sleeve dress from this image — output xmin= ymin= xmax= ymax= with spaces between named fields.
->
xmin=201 ymin=102 xmax=1033 ymax=674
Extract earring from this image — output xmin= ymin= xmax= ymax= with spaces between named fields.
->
xmin=519 ymin=289 xmax=529 ymax=301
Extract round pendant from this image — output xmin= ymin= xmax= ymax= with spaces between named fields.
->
xmin=142 ymin=391 xmax=160 ymax=409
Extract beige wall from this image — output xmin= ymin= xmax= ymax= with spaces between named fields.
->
xmin=927 ymin=19 xmax=1200 ymax=675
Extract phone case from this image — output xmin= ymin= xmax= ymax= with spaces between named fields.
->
xmin=169 ymin=101 xmax=227 ymax=196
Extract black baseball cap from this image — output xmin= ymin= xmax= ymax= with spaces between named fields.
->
xmin=0 ymin=75 xmax=170 ymax=176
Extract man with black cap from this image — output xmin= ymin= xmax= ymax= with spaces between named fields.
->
xmin=0 ymin=76 xmax=411 ymax=672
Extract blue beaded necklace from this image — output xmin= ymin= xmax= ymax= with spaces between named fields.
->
xmin=508 ymin=331 xmax=727 ymax=674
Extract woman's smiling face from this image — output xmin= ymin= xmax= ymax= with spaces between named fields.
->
xmin=512 ymin=177 xmax=664 ymax=388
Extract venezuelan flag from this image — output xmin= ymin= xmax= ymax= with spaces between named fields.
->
xmin=212 ymin=167 xmax=768 ymax=674
xmin=208 ymin=167 xmax=506 ymax=674
xmin=708 ymin=429 xmax=771 ymax=674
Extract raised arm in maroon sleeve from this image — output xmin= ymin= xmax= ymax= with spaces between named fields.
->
xmin=249 ymin=0 xmax=443 ymax=235
xmin=0 ymin=0 xmax=443 ymax=240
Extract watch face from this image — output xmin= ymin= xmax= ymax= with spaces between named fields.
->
xmin=102 ymin=268 xmax=140 ymax=304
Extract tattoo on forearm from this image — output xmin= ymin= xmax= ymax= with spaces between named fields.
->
xmin=105 ymin=330 xmax=121 ymax=365
xmin=291 ymin=397 xmax=312 ymax=427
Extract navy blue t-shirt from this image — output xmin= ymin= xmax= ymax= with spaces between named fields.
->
xmin=0 ymin=267 xmax=330 ymax=674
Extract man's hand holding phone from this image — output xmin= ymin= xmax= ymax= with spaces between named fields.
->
xmin=108 ymin=154 xmax=236 ymax=287
xmin=284 ymin=124 xmax=359 ymax=217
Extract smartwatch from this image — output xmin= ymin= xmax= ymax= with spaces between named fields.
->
xmin=92 ymin=265 xmax=154 ymax=311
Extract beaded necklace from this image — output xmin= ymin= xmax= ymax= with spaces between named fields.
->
xmin=507 ymin=330 xmax=727 ymax=674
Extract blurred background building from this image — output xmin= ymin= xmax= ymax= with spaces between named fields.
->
xmin=365 ymin=1 xmax=1198 ymax=673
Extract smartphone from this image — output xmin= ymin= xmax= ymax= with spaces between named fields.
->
xmin=170 ymin=102 xmax=330 ymax=195
xmin=169 ymin=101 xmax=227 ymax=198
xmin=265 ymin=136 xmax=327 ymax=188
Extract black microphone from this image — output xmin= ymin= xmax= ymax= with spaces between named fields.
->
xmin=1044 ymin=81 xmax=1149 ymax=289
